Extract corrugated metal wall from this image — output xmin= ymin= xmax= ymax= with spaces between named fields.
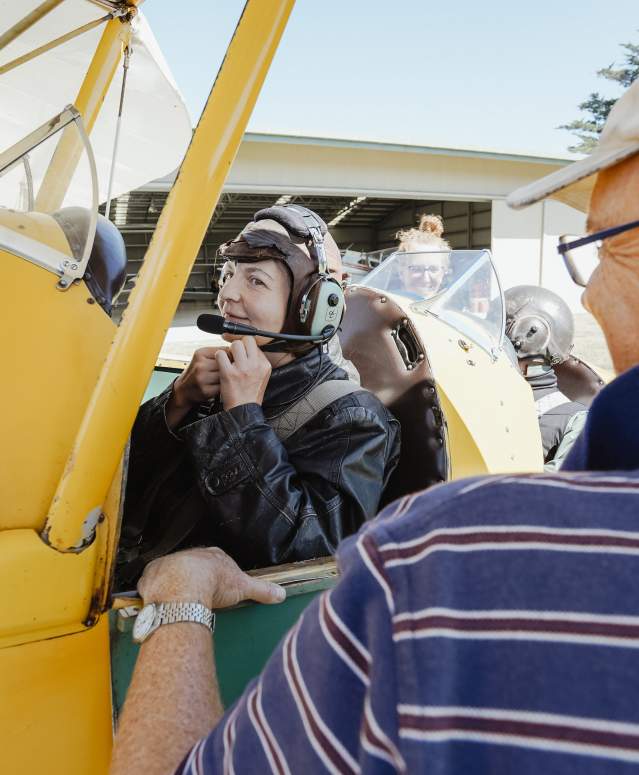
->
xmin=374 ymin=200 xmax=491 ymax=250
xmin=111 ymin=193 xmax=492 ymax=306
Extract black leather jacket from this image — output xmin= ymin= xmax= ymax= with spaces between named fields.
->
xmin=117 ymin=346 xmax=400 ymax=583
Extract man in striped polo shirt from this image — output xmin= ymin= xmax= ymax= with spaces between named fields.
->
xmin=111 ymin=81 xmax=639 ymax=775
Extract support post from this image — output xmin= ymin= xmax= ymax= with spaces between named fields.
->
xmin=42 ymin=0 xmax=296 ymax=551
xmin=0 ymin=0 xmax=65 ymax=51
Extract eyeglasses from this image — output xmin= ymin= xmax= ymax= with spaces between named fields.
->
xmin=557 ymin=217 xmax=639 ymax=287
xmin=407 ymin=264 xmax=445 ymax=277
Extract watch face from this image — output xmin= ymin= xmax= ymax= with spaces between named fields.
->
xmin=132 ymin=604 xmax=157 ymax=643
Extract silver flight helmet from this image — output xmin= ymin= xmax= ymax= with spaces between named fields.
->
xmin=504 ymin=285 xmax=574 ymax=369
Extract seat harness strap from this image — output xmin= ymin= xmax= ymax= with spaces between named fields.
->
xmin=268 ymin=379 xmax=362 ymax=440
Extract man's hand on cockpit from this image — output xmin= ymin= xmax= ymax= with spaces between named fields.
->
xmin=137 ymin=546 xmax=286 ymax=610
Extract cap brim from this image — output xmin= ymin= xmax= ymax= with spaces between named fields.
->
xmin=507 ymin=142 xmax=639 ymax=212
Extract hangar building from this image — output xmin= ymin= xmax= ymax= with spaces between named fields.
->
xmin=106 ymin=132 xmax=586 ymax=313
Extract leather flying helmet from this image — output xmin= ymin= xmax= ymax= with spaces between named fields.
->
xmin=218 ymin=204 xmax=345 ymax=350
xmin=504 ymin=284 xmax=574 ymax=366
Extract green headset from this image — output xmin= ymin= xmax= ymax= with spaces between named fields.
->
xmin=252 ymin=203 xmax=346 ymax=341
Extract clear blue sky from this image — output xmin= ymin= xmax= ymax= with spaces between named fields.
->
xmin=144 ymin=1 xmax=638 ymax=158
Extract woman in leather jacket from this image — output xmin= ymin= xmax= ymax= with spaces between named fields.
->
xmin=117 ymin=207 xmax=400 ymax=584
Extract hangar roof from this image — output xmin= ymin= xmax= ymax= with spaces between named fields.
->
xmin=240 ymin=132 xmax=574 ymax=166
xmin=109 ymin=191 xmax=446 ymax=236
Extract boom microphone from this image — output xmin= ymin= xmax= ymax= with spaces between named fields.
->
xmin=196 ymin=314 xmax=335 ymax=344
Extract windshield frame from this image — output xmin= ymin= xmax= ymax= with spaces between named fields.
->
xmin=361 ymin=247 xmax=506 ymax=357
xmin=420 ymin=248 xmax=506 ymax=354
xmin=0 ymin=105 xmax=99 ymax=289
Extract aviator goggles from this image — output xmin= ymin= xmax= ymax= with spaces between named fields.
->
xmin=557 ymin=217 xmax=639 ymax=287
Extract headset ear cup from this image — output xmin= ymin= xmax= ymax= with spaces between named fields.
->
xmin=301 ymin=277 xmax=345 ymax=337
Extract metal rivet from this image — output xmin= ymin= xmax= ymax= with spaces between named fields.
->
xmin=417 ymin=353 xmax=425 ymax=361
xmin=71 ymin=263 xmax=78 ymax=270
xmin=87 ymin=297 xmax=95 ymax=305
xmin=380 ymin=296 xmax=387 ymax=303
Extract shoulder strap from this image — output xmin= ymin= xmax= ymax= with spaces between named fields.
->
xmin=269 ymin=379 xmax=363 ymax=441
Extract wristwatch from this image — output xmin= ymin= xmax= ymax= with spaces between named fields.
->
xmin=132 ymin=602 xmax=215 ymax=644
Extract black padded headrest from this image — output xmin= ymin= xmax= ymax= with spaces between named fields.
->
xmin=52 ymin=207 xmax=127 ymax=316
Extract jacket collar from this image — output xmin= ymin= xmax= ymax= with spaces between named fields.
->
xmin=262 ymin=345 xmax=344 ymax=413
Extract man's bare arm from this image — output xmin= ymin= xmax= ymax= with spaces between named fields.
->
xmin=111 ymin=623 xmax=223 ymax=775
xmin=110 ymin=547 xmax=285 ymax=775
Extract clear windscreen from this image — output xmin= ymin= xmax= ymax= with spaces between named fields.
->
xmin=360 ymin=249 xmax=505 ymax=353
xmin=0 ymin=157 xmax=34 ymax=211
xmin=0 ymin=110 xmax=98 ymax=269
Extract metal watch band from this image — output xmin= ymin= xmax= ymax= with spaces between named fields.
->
xmin=157 ymin=602 xmax=215 ymax=632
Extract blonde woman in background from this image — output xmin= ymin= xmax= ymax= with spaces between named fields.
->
xmin=396 ymin=213 xmax=451 ymax=299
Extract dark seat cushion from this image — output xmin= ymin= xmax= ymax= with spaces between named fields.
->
xmin=340 ymin=286 xmax=448 ymax=506
xmin=555 ymin=355 xmax=605 ymax=407
xmin=52 ymin=206 xmax=127 ymax=315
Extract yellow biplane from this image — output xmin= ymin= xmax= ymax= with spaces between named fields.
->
xmin=0 ymin=2 xmax=600 ymax=772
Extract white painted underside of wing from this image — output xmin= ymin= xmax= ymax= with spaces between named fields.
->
xmin=0 ymin=0 xmax=192 ymax=203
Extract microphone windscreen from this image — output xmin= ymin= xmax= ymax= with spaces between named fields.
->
xmin=197 ymin=314 xmax=226 ymax=334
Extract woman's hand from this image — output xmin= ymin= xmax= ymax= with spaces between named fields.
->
xmin=165 ymin=347 xmax=226 ymax=429
xmin=216 ymin=337 xmax=272 ymax=411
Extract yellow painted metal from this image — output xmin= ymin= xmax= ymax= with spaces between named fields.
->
xmin=0 ymin=0 xmax=65 ymax=51
xmin=388 ymin=293 xmax=543 ymax=476
xmin=0 ymin=530 xmax=97 ymax=648
xmin=0 ymin=616 xmax=113 ymax=775
xmin=0 ymin=219 xmax=116 ymax=531
xmin=42 ymin=0 xmax=296 ymax=552
xmin=91 ymin=457 xmax=127 ymax=614
xmin=34 ymin=16 xmax=131 ymax=212
xmin=0 ymin=458 xmax=123 ymax=770
xmin=0 ymin=14 xmax=112 ymax=78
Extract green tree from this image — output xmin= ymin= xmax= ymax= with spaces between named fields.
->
xmin=560 ymin=40 xmax=639 ymax=153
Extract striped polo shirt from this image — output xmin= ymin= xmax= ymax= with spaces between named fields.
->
xmin=176 ymin=466 xmax=639 ymax=774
